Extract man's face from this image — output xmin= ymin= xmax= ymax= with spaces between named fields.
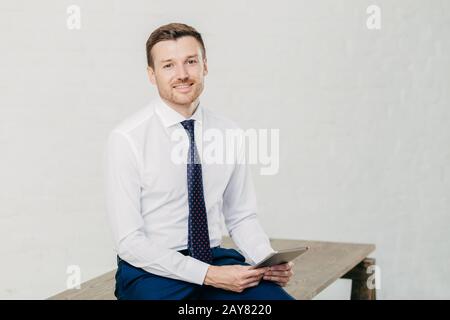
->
xmin=147 ymin=36 xmax=208 ymax=109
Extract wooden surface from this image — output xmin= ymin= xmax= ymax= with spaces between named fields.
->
xmin=49 ymin=237 xmax=375 ymax=300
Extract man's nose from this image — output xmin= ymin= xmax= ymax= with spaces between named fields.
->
xmin=175 ymin=64 xmax=189 ymax=80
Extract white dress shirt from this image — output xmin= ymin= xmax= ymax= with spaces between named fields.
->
xmin=103 ymin=95 xmax=275 ymax=285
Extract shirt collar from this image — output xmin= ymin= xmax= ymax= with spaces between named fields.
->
xmin=154 ymin=95 xmax=203 ymax=128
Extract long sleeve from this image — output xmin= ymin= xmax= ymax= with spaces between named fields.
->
xmin=103 ymin=130 xmax=210 ymax=285
xmin=222 ymin=129 xmax=276 ymax=265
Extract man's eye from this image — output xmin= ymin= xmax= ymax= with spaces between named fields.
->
xmin=163 ymin=64 xmax=172 ymax=69
xmin=187 ymin=59 xmax=197 ymax=64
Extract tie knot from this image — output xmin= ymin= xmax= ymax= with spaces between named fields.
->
xmin=181 ymin=119 xmax=195 ymax=136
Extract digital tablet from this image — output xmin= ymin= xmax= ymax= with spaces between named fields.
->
xmin=250 ymin=246 xmax=309 ymax=269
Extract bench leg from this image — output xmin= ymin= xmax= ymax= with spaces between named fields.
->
xmin=342 ymin=258 xmax=377 ymax=300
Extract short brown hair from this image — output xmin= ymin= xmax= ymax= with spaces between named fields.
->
xmin=146 ymin=23 xmax=206 ymax=69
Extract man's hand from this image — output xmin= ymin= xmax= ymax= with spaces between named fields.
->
xmin=263 ymin=261 xmax=294 ymax=287
xmin=204 ymin=265 xmax=269 ymax=293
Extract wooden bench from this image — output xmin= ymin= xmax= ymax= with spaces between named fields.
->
xmin=49 ymin=237 xmax=376 ymax=300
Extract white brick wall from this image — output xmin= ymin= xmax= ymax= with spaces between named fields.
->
xmin=0 ymin=0 xmax=449 ymax=299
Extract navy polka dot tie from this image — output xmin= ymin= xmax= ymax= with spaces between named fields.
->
xmin=180 ymin=119 xmax=213 ymax=264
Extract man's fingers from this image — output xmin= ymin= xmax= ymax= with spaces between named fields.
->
xmin=236 ymin=281 xmax=259 ymax=291
xmin=246 ymin=281 xmax=260 ymax=288
xmin=244 ymin=267 xmax=268 ymax=278
xmin=242 ymin=275 xmax=263 ymax=286
xmin=264 ymin=275 xmax=290 ymax=283
xmin=269 ymin=262 xmax=294 ymax=271
xmin=265 ymin=270 xmax=293 ymax=277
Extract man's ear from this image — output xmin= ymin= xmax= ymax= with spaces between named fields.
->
xmin=203 ymin=58 xmax=208 ymax=76
xmin=147 ymin=66 xmax=156 ymax=85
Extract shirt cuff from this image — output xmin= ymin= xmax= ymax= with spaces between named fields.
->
xmin=249 ymin=244 xmax=276 ymax=265
xmin=183 ymin=256 xmax=211 ymax=285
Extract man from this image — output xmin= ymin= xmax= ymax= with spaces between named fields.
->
xmin=104 ymin=22 xmax=294 ymax=300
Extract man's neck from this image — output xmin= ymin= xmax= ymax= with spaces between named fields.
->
xmin=162 ymin=97 xmax=200 ymax=119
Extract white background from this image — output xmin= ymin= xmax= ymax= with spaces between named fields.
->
xmin=0 ymin=0 xmax=449 ymax=299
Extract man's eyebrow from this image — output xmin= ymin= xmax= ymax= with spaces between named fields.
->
xmin=160 ymin=54 xmax=199 ymax=63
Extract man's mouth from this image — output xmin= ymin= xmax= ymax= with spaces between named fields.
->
xmin=173 ymin=83 xmax=194 ymax=93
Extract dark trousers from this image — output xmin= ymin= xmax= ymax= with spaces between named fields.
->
xmin=114 ymin=246 xmax=295 ymax=300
